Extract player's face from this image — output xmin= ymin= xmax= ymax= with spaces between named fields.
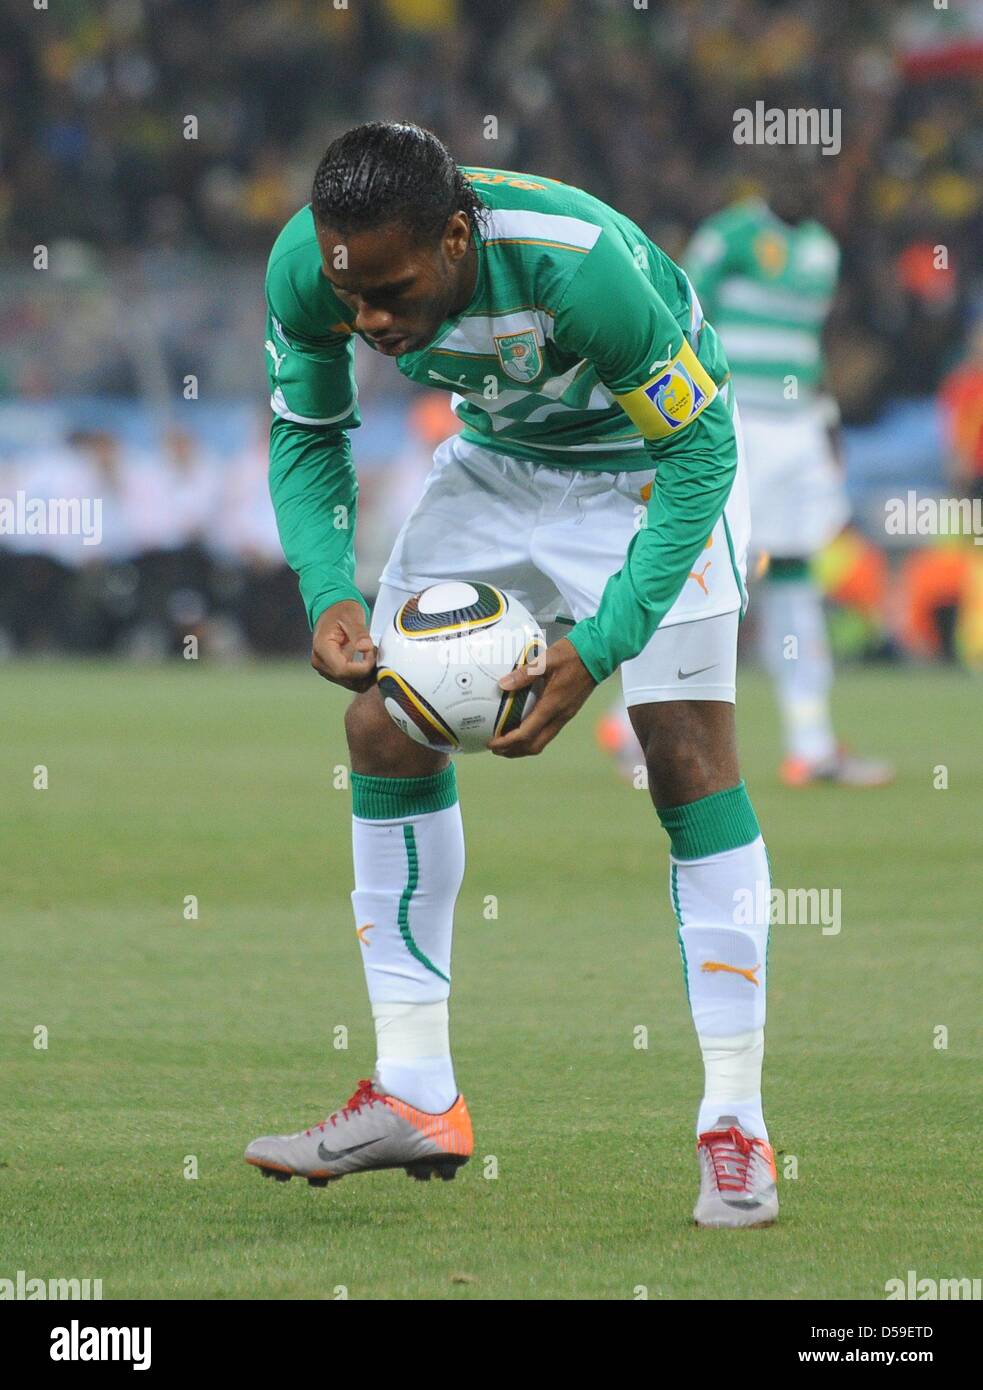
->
xmin=768 ymin=168 xmax=820 ymax=226
xmin=316 ymin=213 xmax=473 ymax=357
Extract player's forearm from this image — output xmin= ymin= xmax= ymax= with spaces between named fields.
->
xmin=268 ymin=415 xmax=367 ymax=629
xmin=567 ymin=432 xmax=738 ymax=682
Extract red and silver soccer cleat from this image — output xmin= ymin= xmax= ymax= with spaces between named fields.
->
xmin=694 ymin=1116 xmax=779 ymax=1228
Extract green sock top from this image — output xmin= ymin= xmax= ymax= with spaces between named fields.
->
xmin=657 ymin=781 xmax=760 ymax=860
xmin=351 ymin=765 xmax=458 ymax=820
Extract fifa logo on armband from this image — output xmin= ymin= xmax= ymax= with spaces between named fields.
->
xmin=643 ymin=360 xmax=707 ymax=430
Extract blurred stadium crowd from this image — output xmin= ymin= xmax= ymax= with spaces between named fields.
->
xmin=1 ymin=0 xmax=982 ymax=660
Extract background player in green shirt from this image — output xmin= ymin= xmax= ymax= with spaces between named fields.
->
xmin=603 ymin=161 xmax=893 ymax=787
xmin=690 ymin=169 xmax=893 ymax=788
xmin=245 ymin=123 xmax=778 ymax=1227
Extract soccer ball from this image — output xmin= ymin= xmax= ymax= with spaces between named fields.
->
xmin=376 ymin=581 xmax=546 ymax=754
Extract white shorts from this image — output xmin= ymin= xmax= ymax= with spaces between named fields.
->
xmin=741 ymin=404 xmax=850 ymax=558
xmin=371 ymin=427 xmax=750 ymax=706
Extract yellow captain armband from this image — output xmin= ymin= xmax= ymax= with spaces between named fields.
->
xmin=614 ymin=340 xmax=718 ymax=440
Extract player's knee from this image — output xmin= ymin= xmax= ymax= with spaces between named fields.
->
xmin=344 ymin=690 xmax=399 ymax=771
xmin=644 ymin=730 xmax=717 ymax=804
xmin=344 ymin=688 xmax=448 ymax=778
xmin=632 ymin=702 xmax=739 ymax=805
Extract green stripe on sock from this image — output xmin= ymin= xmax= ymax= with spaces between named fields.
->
xmin=671 ymin=863 xmax=692 ymax=1005
xmin=676 ymin=930 xmax=692 ymax=1005
xmin=398 ymin=824 xmax=449 ymax=983
xmin=670 ymin=861 xmax=683 ymax=926
xmin=351 ymin=765 xmax=457 ymax=820
xmin=657 ymin=781 xmax=760 ymax=860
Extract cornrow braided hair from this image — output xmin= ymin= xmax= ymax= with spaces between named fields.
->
xmin=311 ymin=121 xmax=488 ymax=242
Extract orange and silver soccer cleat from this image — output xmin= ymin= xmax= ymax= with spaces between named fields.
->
xmin=694 ymin=1116 xmax=779 ymax=1228
xmin=780 ymin=746 xmax=895 ymax=788
xmin=245 ymin=1077 xmax=472 ymax=1186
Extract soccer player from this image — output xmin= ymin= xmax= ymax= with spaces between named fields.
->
xmin=245 ymin=123 xmax=778 ymax=1227
xmin=601 ymin=166 xmax=893 ymax=787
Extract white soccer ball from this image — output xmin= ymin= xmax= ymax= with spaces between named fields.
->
xmin=376 ymin=581 xmax=546 ymax=754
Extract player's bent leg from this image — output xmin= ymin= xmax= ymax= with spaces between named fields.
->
xmin=624 ymin=619 xmax=777 ymax=1228
xmin=245 ymin=680 xmax=473 ymax=1186
xmin=345 ymin=682 xmax=465 ymax=1110
xmin=345 ymin=683 xmax=447 ymax=778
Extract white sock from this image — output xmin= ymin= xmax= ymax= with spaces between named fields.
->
xmin=351 ymin=769 xmax=463 ymax=1113
xmin=660 ymin=797 xmax=770 ymax=1141
xmin=373 ymin=1001 xmax=457 ymax=1113
xmin=759 ymin=575 xmax=836 ymax=764
xmin=697 ymin=1030 xmax=766 ymax=1139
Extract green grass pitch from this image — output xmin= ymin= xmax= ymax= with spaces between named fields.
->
xmin=2 ymin=660 xmax=979 ymax=1300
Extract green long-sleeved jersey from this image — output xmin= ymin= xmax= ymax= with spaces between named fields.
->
xmin=266 ymin=166 xmax=738 ymax=683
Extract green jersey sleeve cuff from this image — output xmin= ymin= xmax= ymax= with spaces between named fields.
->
xmin=308 ymin=583 xmax=370 ymax=631
xmin=565 ymin=621 xmax=612 ymax=684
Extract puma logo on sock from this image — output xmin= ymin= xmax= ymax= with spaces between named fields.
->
xmin=701 ymin=960 xmax=760 ymax=985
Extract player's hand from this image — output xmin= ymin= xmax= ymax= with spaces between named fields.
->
xmin=311 ymin=600 xmax=377 ymax=692
xmin=488 ymin=637 xmax=595 ymax=757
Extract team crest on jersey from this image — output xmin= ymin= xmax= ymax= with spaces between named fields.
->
xmin=643 ymin=359 xmax=708 ymax=430
xmin=754 ymin=230 xmax=788 ymax=276
xmin=494 ymin=329 xmax=543 ymax=383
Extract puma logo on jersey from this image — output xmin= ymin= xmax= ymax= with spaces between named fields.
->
xmin=701 ymin=960 xmax=761 ymax=986
xmin=689 ymin=560 xmax=712 ymax=594
xmin=648 ymin=342 xmax=675 ymax=374
xmin=265 ymin=339 xmax=286 ymax=376
xmin=428 ymin=369 xmax=467 ymax=387
xmin=356 ymin=923 xmax=374 ymax=946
